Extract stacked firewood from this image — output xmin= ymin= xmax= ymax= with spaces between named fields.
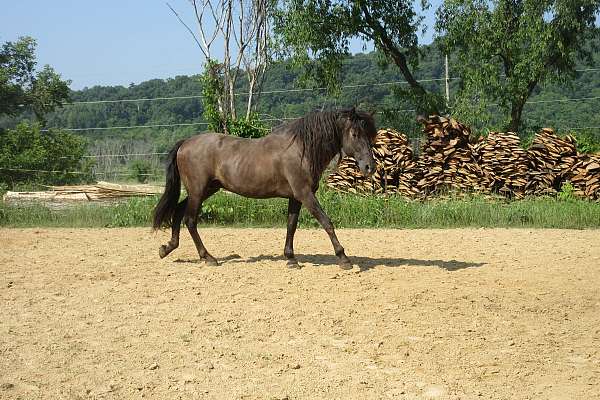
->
xmin=415 ymin=116 xmax=484 ymax=194
xmin=327 ymin=118 xmax=599 ymax=201
xmin=525 ymin=128 xmax=578 ymax=196
xmin=567 ymin=154 xmax=600 ymax=200
xmin=475 ymin=132 xmax=529 ymax=198
xmin=371 ymin=128 xmax=420 ymax=196
xmin=327 ymin=128 xmax=419 ymax=196
xmin=326 ymin=157 xmax=368 ymax=194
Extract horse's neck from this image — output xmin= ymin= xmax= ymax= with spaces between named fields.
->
xmin=311 ymin=132 xmax=342 ymax=179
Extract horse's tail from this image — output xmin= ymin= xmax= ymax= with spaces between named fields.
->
xmin=152 ymin=139 xmax=185 ymax=230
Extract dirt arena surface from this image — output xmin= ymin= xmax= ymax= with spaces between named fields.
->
xmin=1 ymin=228 xmax=599 ymax=399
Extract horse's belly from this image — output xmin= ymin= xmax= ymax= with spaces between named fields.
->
xmin=217 ymin=166 xmax=291 ymax=199
xmin=221 ymin=182 xmax=290 ymax=199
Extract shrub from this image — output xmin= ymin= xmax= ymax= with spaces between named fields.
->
xmin=128 ymin=159 xmax=153 ymax=183
xmin=0 ymin=122 xmax=92 ymax=188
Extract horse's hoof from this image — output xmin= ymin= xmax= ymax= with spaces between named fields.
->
xmin=159 ymin=245 xmax=168 ymax=259
xmin=339 ymin=259 xmax=353 ymax=270
xmin=205 ymin=258 xmax=219 ymax=267
xmin=287 ymin=259 xmax=301 ymax=269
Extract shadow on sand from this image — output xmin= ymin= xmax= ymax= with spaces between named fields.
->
xmin=219 ymin=253 xmax=486 ymax=272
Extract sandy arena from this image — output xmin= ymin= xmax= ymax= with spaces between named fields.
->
xmin=1 ymin=228 xmax=599 ymax=399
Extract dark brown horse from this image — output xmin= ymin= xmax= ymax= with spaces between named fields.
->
xmin=152 ymin=108 xmax=376 ymax=269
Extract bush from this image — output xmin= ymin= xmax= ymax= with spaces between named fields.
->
xmin=0 ymin=122 xmax=92 ymax=188
xmin=573 ymin=130 xmax=600 ymax=154
xmin=128 ymin=159 xmax=153 ymax=183
xmin=558 ymin=181 xmax=576 ymax=202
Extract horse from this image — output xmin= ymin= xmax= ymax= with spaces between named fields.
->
xmin=152 ymin=107 xmax=377 ymax=269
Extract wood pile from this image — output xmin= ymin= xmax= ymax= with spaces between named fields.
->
xmin=475 ymin=132 xmax=529 ymax=198
xmin=326 ymin=156 xmax=369 ymax=194
xmin=525 ymin=128 xmax=578 ymax=196
xmin=328 ymin=118 xmax=600 ymax=201
xmin=415 ymin=116 xmax=484 ymax=194
xmin=51 ymin=181 xmax=163 ymax=200
xmin=567 ymin=153 xmax=600 ymax=200
xmin=327 ymin=128 xmax=419 ymax=196
xmin=3 ymin=181 xmax=163 ymax=208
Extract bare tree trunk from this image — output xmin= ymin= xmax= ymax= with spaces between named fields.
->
xmin=169 ymin=0 xmax=271 ymax=128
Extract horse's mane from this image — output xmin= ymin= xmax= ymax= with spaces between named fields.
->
xmin=273 ymin=109 xmax=376 ymax=179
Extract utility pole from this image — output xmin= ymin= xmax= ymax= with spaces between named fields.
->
xmin=445 ymin=54 xmax=450 ymax=106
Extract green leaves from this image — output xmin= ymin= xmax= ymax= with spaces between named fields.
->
xmin=438 ymin=0 xmax=600 ymax=132
xmin=0 ymin=122 xmax=91 ymax=187
xmin=0 ymin=36 xmax=71 ymax=123
xmin=200 ymin=59 xmax=269 ymax=138
xmin=273 ymin=0 xmax=437 ymax=113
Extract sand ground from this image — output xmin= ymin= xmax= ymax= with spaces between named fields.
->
xmin=1 ymin=227 xmax=599 ymax=399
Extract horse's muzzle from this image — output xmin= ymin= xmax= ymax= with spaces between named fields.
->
xmin=358 ymin=161 xmax=375 ymax=177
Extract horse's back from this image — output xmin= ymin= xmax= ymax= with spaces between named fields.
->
xmin=176 ymin=132 xmax=301 ymax=198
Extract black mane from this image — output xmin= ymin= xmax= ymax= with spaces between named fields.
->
xmin=275 ymin=109 xmax=376 ymax=179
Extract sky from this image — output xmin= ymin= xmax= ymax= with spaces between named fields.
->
xmin=1 ymin=0 xmax=442 ymax=90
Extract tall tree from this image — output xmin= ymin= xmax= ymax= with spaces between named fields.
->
xmin=273 ymin=0 xmax=442 ymax=113
xmin=167 ymin=0 xmax=272 ymax=133
xmin=437 ymin=0 xmax=600 ymax=133
xmin=0 ymin=36 xmax=71 ymax=125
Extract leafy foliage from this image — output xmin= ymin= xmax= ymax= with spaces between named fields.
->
xmin=3 ymin=42 xmax=599 ymax=151
xmin=437 ymin=0 xmax=600 ymax=133
xmin=0 ymin=37 xmax=71 ymax=124
xmin=273 ymin=0 xmax=441 ymax=113
xmin=572 ymin=130 xmax=600 ymax=153
xmin=200 ymin=59 xmax=225 ymax=133
xmin=0 ymin=122 xmax=91 ymax=187
xmin=558 ymin=181 xmax=576 ymax=201
xmin=200 ymin=59 xmax=269 ymax=138
xmin=128 ymin=159 xmax=153 ymax=184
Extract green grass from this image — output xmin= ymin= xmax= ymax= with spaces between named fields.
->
xmin=1 ymin=189 xmax=599 ymax=229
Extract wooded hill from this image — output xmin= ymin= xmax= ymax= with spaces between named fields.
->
xmin=8 ymin=42 xmax=600 ymax=154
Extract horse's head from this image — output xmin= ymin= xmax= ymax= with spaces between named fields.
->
xmin=339 ymin=107 xmax=377 ymax=177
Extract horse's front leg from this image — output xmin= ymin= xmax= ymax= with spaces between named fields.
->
xmin=298 ymin=192 xmax=352 ymax=270
xmin=284 ymin=198 xmax=302 ymax=268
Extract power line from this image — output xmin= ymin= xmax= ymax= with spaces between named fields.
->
xmin=43 ymin=108 xmax=419 ymax=133
xmin=69 ymin=95 xmax=204 ymax=105
xmin=0 ymin=167 xmax=157 ymax=176
xmin=526 ymin=96 xmax=600 ymax=105
xmin=560 ymin=126 xmax=600 ymax=131
xmin=42 ymin=121 xmax=210 ymax=132
xmin=483 ymin=95 xmax=600 ymax=109
xmin=64 ymin=77 xmax=459 ymax=106
xmin=42 ymin=92 xmax=598 ymax=133
xmin=60 ymin=66 xmax=600 ymax=106
xmin=80 ymin=152 xmax=169 ymax=158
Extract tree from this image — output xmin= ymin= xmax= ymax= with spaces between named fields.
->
xmin=273 ymin=0 xmax=443 ymax=113
xmin=0 ymin=122 xmax=91 ymax=187
xmin=437 ymin=0 xmax=600 ymax=133
xmin=167 ymin=0 xmax=272 ymax=133
xmin=0 ymin=36 xmax=71 ymax=125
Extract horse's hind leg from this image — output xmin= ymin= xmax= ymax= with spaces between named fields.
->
xmin=159 ymin=198 xmax=188 ymax=259
xmin=184 ymin=187 xmax=219 ymax=266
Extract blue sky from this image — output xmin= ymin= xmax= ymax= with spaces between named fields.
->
xmin=2 ymin=1 xmax=442 ymax=90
